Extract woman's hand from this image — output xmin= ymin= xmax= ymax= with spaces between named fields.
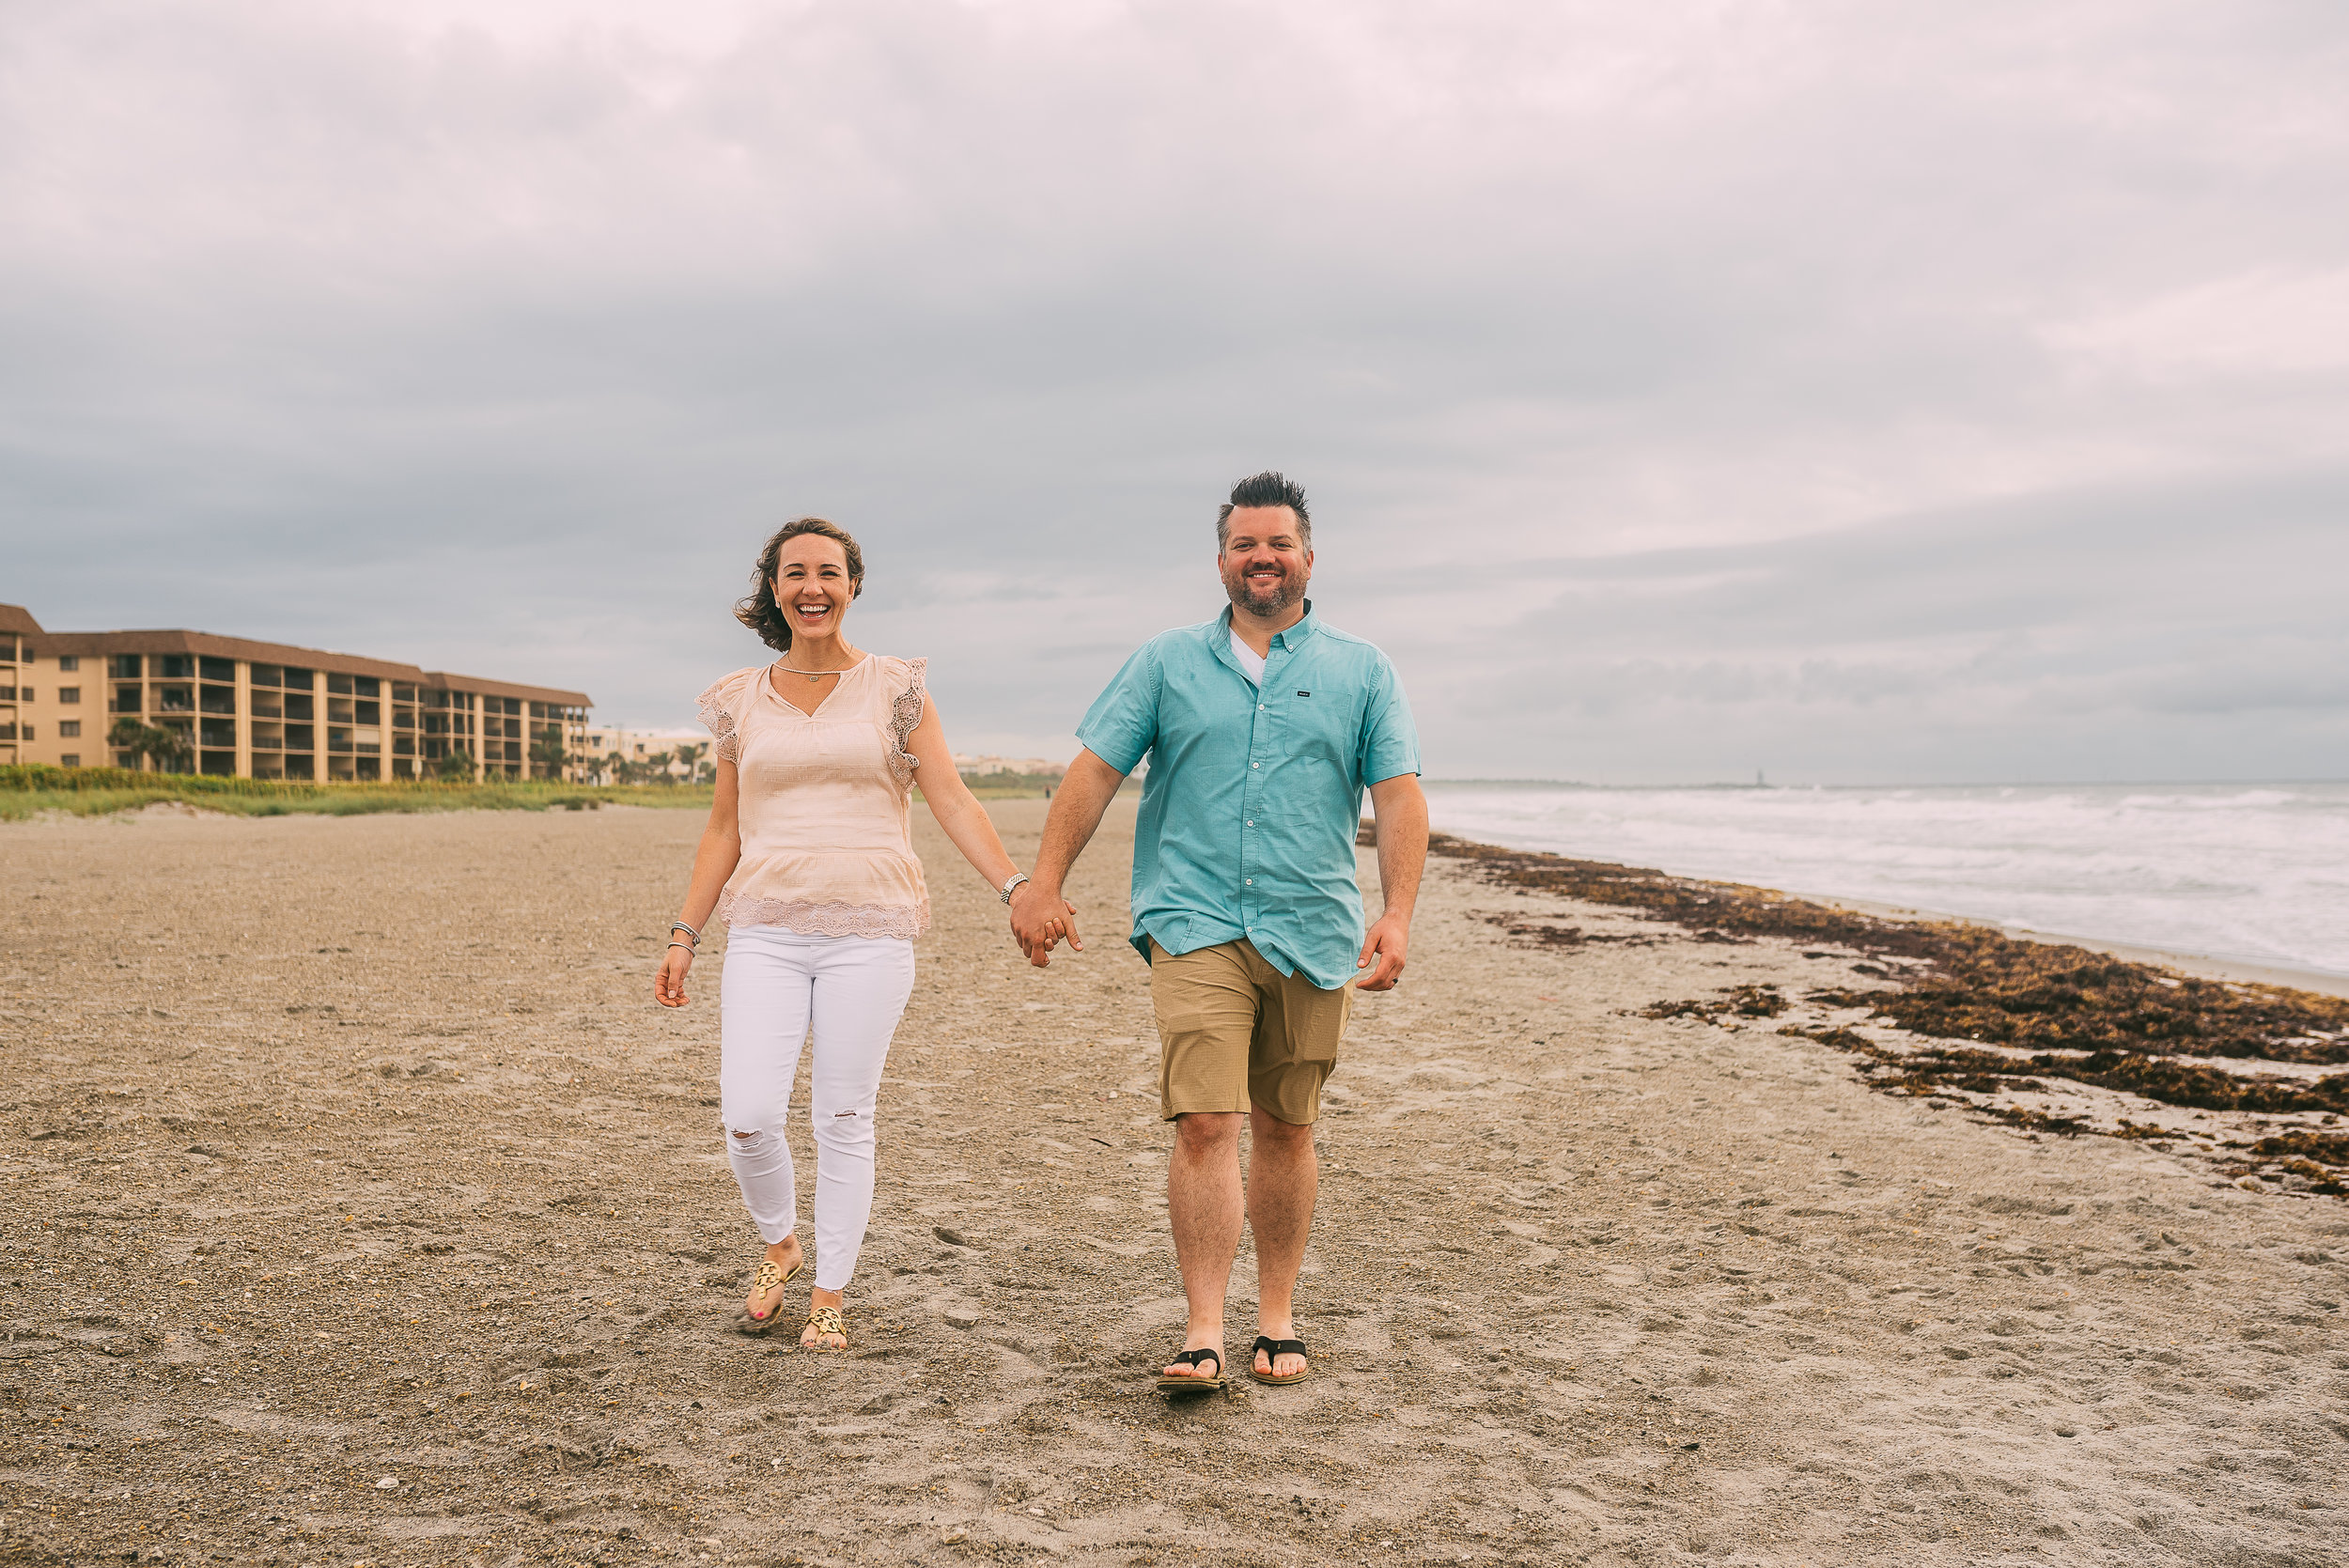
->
xmin=655 ymin=944 xmax=694 ymax=1007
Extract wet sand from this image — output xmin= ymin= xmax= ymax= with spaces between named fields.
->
xmin=4 ymin=800 xmax=2345 ymax=1566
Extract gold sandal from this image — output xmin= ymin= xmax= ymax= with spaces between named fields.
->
xmin=732 ymin=1256 xmax=801 ymax=1335
xmin=802 ymin=1305 xmax=847 ymax=1352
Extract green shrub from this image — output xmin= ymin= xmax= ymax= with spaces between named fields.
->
xmin=0 ymin=765 xmax=711 ymax=821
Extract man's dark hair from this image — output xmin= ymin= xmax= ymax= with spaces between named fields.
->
xmin=1216 ymin=471 xmax=1312 ymax=551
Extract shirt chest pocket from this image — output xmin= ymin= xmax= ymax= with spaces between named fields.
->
xmin=1267 ymin=688 xmax=1361 ymax=780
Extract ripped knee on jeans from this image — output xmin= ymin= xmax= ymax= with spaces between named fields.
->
xmin=725 ymin=1125 xmax=773 ymax=1150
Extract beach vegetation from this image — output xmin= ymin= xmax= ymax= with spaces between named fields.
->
xmin=0 ymin=763 xmax=712 ymax=820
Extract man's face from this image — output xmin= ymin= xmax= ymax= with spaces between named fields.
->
xmin=1219 ymin=505 xmax=1313 ymax=619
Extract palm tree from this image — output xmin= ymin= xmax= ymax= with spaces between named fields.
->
xmin=601 ymin=750 xmax=629 ymax=785
xmin=528 ymin=724 xmax=569 ymax=781
xmin=434 ymin=745 xmax=475 ymax=782
xmin=645 ymin=750 xmax=676 ymax=784
xmin=108 ymin=718 xmax=193 ymax=773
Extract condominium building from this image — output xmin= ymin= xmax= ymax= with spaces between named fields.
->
xmin=0 ymin=604 xmax=591 ymax=783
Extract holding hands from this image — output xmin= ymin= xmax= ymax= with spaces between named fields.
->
xmin=1009 ymin=878 xmax=1081 ymax=967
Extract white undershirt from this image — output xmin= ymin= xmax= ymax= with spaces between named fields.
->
xmin=1228 ymin=629 xmax=1266 ymax=687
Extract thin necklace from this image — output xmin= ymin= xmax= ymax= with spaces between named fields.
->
xmin=776 ymin=655 xmax=860 ymax=684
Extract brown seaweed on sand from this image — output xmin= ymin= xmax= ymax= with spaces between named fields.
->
xmin=1425 ymin=831 xmax=2349 ymax=1064
xmin=1424 ymin=831 xmax=2349 ymax=1191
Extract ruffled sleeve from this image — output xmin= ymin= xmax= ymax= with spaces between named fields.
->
xmin=885 ymin=657 xmax=927 ymax=785
xmin=696 ymin=667 xmax=759 ymax=764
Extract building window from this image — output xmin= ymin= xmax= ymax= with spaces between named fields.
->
xmin=60 ymin=753 xmax=79 ymax=767
xmin=59 ymin=721 xmax=80 ymax=738
xmin=58 ymin=656 xmax=78 ymax=672
xmin=199 ymin=656 xmax=234 ymax=681
xmin=58 ymin=686 xmax=79 ymax=704
xmin=157 ymin=654 xmax=194 ymax=679
xmin=111 ymin=655 xmax=141 ymax=679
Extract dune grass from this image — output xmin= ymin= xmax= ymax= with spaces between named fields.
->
xmin=0 ymin=765 xmax=713 ymax=821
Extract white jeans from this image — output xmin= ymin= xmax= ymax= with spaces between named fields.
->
xmin=718 ymin=926 xmax=915 ymax=1292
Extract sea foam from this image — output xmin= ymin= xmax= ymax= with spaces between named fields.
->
xmin=1425 ymin=781 xmax=2349 ymax=978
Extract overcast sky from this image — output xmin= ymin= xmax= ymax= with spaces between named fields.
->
xmin=5 ymin=0 xmax=2344 ymax=782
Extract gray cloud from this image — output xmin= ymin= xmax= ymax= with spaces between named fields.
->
xmin=2 ymin=1 xmax=2344 ymax=781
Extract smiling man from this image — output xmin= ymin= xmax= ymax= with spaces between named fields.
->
xmin=1009 ymin=470 xmax=1428 ymax=1394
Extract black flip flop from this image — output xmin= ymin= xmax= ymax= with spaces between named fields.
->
xmin=1249 ymin=1334 xmax=1310 ymax=1385
xmin=1154 ymin=1347 xmax=1227 ymax=1394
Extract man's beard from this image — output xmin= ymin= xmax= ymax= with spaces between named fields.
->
xmin=1225 ymin=567 xmax=1303 ymax=618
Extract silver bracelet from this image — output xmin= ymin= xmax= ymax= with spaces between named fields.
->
xmin=1000 ymin=873 xmax=1030 ymax=905
xmin=670 ymin=919 xmax=701 ymax=946
xmin=668 ymin=940 xmax=696 ymax=953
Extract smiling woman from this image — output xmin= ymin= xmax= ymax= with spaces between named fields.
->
xmin=651 ymin=516 xmax=1049 ymax=1359
xmin=733 ymin=518 xmax=866 ymax=656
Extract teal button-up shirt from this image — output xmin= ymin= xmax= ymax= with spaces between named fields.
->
xmin=1076 ymin=601 xmax=1420 ymax=990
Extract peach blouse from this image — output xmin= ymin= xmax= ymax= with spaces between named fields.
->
xmin=696 ymin=655 xmax=930 ymax=939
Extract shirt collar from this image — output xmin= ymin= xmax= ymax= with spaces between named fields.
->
xmin=1216 ymin=598 xmax=1317 ymax=652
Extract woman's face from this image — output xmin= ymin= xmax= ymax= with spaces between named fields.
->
xmin=773 ymin=535 xmax=855 ymax=643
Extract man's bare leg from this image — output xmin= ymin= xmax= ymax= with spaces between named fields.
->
xmin=1246 ymin=1107 xmax=1316 ymax=1379
xmin=1163 ymin=1111 xmax=1244 ymax=1379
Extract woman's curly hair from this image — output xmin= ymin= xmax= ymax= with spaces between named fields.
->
xmin=734 ymin=517 xmax=865 ymax=652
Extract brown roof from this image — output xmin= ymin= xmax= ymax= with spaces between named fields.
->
xmin=424 ymin=673 xmax=593 ymax=707
xmin=0 ymin=604 xmax=45 ymax=638
xmin=14 ymin=614 xmax=589 ymax=707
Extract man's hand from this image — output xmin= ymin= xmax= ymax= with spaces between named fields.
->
xmin=1356 ymin=910 xmax=1408 ymax=991
xmin=1009 ymin=880 xmax=1081 ymax=968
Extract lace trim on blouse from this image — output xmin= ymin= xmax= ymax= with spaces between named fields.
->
xmin=718 ymin=889 xmax=930 ymax=939
xmin=695 ymin=676 xmax=743 ymax=764
xmin=886 ymin=657 xmax=928 ymax=786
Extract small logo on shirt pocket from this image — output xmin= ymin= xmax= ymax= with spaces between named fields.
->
xmin=1297 ymin=691 xmax=1311 ymax=698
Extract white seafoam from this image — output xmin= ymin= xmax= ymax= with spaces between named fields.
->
xmin=1424 ymin=780 xmax=2349 ymax=980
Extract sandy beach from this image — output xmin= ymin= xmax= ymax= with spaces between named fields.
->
xmin=4 ymin=800 xmax=2345 ymax=1567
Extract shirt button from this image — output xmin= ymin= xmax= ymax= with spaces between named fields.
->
xmin=1258 ymin=704 xmax=1266 ymax=710
xmin=1252 ymin=762 xmax=1259 ymax=768
xmin=1245 ymin=819 xmax=1253 ymax=827
xmin=1246 ymin=878 xmax=1253 ymax=885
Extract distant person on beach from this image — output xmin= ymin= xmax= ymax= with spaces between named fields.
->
xmin=1010 ymin=471 xmax=1427 ymax=1393
xmin=656 ymin=517 xmax=1042 ymax=1352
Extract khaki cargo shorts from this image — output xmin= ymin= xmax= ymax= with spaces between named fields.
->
xmin=1149 ymin=938 xmax=1352 ymax=1125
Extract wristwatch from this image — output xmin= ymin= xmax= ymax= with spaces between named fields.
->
xmin=1000 ymin=873 xmax=1031 ymax=904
